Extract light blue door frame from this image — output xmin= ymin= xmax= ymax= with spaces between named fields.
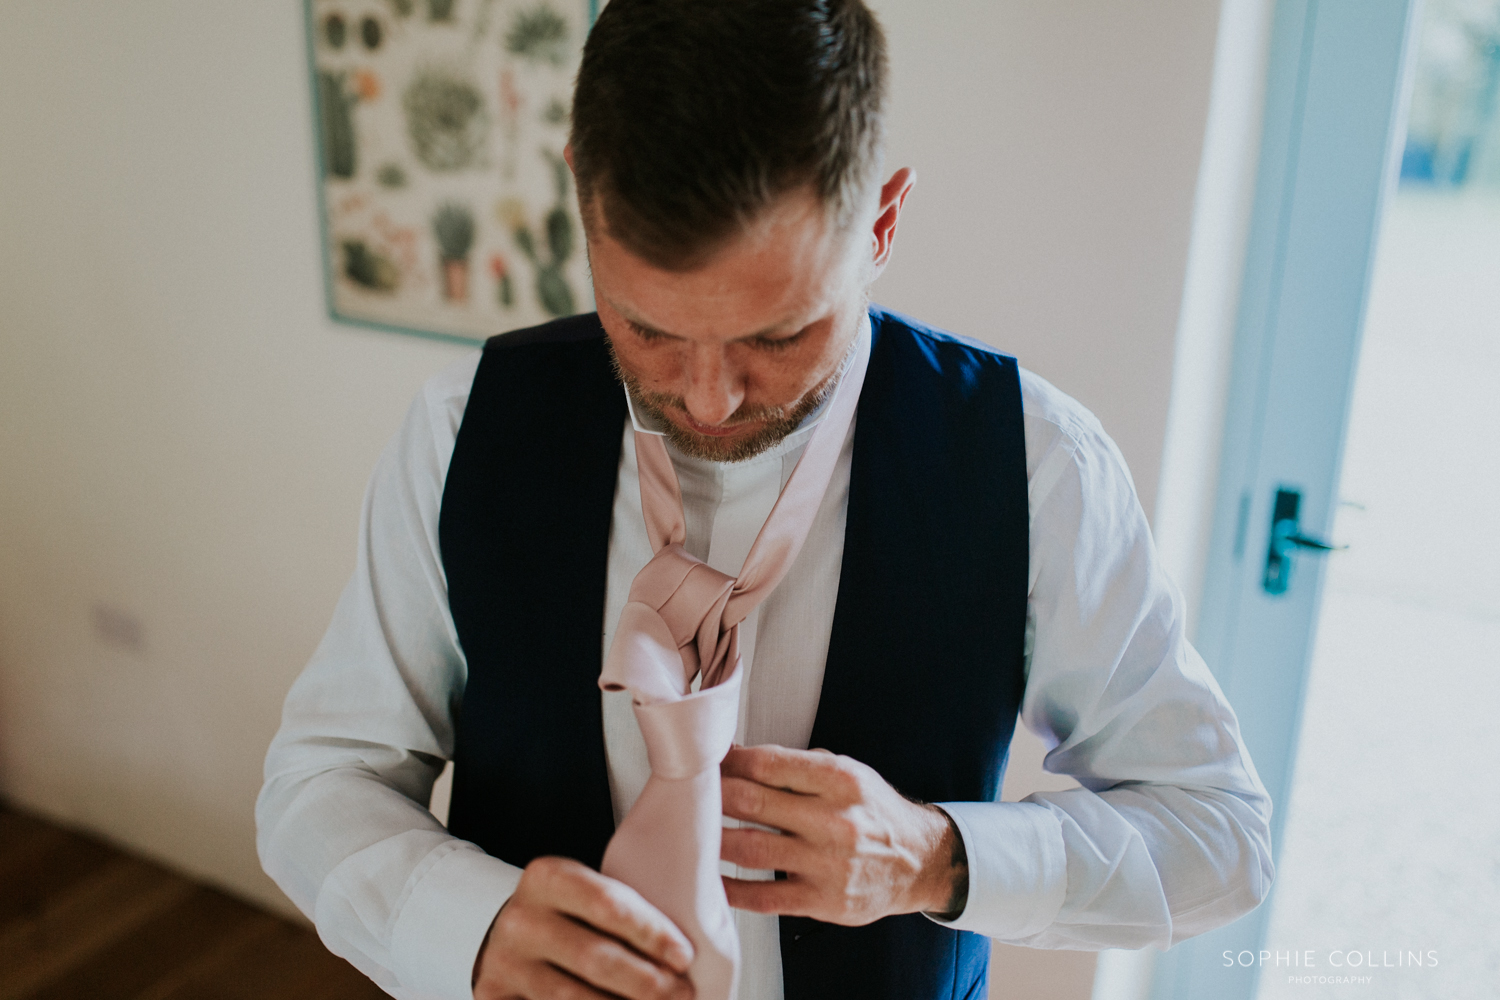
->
xmin=1148 ymin=2 xmax=1418 ymax=998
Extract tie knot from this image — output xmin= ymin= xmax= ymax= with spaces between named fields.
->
xmin=601 ymin=544 xmax=743 ymax=705
xmin=630 ymin=543 xmax=738 ymax=647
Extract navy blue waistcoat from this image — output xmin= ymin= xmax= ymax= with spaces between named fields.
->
xmin=439 ymin=307 xmax=1029 ymax=1000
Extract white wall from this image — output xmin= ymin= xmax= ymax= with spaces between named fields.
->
xmin=868 ymin=0 xmax=1223 ymax=520
xmin=0 ymin=3 xmax=1239 ymax=997
xmin=0 ymin=1 xmax=462 ymax=911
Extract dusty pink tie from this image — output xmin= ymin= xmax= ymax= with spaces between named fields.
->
xmin=598 ymin=332 xmax=869 ymax=1000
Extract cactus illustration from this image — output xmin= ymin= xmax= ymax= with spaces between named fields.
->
xmin=360 ymin=16 xmax=384 ymax=50
xmin=510 ymin=151 xmax=576 ymax=317
xmin=317 ymin=71 xmax=359 ymax=179
xmin=342 ymin=240 xmax=400 ymax=292
xmin=505 ymin=4 xmax=569 ymax=66
xmin=490 ymin=253 xmax=515 ymax=308
xmin=433 ymin=203 xmax=475 ymax=259
xmin=433 ymin=202 xmax=476 ymax=301
xmin=324 ymin=13 xmax=347 ymax=48
xmin=403 ymin=66 xmax=487 ymax=171
xmin=542 ymin=96 xmax=568 ymax=126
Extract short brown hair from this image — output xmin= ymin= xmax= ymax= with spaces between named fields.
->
xmin=569 ymin=0 xmax=888 ymax=270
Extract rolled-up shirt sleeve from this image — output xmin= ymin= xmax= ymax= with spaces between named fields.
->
xmin=933 ymin=370 xmax=1273 ymax=950
xmin=255 ymin=351 xmax=522 ymax=1000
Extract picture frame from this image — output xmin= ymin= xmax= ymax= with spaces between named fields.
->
xmin=304 ymin=0 xmax=600 ymax=345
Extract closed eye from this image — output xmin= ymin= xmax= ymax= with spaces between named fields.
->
xmin=625 ymin=317 xmax=808 ymax=350
xmin=628 ymin=320 xmax=671 ymax=343
xmin=749 ymin=327 xmax=809 ymax=352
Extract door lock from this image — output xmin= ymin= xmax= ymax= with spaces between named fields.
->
xmin=1263 ymin=487 xmax=1347 ymax=595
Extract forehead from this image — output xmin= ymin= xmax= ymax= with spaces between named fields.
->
xmin=588 ymin=188 xmax=864 ymax=341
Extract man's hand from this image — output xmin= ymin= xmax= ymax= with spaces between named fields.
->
xmin=472 ymin=855 xmax=696 ymax=1000
xmin=719 ymin=745 xmax=968 ymax=926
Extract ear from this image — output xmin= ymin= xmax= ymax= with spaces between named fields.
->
xmin=870 ymin=167 xmax=916 ymax=273
xmin=563 ymin=142 xmax=575 ymax=172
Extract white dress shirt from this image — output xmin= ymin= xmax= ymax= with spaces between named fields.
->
xmin=257 ymin=320 xmax=1273 ymax=1000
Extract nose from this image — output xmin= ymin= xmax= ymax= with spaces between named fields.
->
xmin=680 ymin=344 xmax=745 ymax=427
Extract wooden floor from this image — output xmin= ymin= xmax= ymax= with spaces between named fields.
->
xmin=0 ymin=803 xmax=389 ymax=1000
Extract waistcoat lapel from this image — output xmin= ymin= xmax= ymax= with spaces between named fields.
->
xmin=777 ymin=309 xmax=1030 ymax=1000
xmin=440 ymin=313 xmax=625 ymax=870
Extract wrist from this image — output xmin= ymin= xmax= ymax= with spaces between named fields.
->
xmin=916 ymin=804 xmax=969 ymax=918
xmin=473 ymin=898 xmax=505 ymax=989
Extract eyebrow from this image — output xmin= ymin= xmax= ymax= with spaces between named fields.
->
xmin=610 ymin=298 xmax=801 ymax=343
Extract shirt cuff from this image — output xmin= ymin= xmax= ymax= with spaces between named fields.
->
xmin=389 ymin=840 xmax=524 ymax=1000
xmin=928 ymin=801 xmax=1066 ymax=940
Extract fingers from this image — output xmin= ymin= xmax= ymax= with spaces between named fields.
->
xmin=722 ymin=875 xmax=817 ymax=917
xmin=516 ymin=959 xmax=648 ymax=1000
xmin=533 ymin=857 xmax=695 ymax=974
xmin=720 ymin=826 xmax=815 ymax=874
xmin=720 ymin=776 xmax=825 ymax=834
xmin=722 ymin=745 xmax=856 ymax=799
xmin=719 ymin=747 xmax=949 ymax=929
xmin=477 ymin=857 xmax=697 ymax=1000
xmin=523 ymin=907 xmax=694 ymax=1000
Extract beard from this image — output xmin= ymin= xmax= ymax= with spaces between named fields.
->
xmin=606 ymin=342 xmax=844 ymax=463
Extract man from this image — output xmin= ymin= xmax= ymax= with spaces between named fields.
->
xmin=258 ymin=2 xmax=1273 ymax=999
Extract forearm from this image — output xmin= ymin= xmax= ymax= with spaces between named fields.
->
xmin=931 ymin=781 xmax=1271 ymax=950
xmin=1003 ymin=382 xmax=1274 ymax=950
xmin=257 ymin=741 xmax=524 ymax=999
xmin=1042 ymin=781 xmax=1273 ymax=947
xmin=254 ymin=355 xmax=522 ymax=993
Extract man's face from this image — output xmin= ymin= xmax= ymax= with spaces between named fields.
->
xmin=585 ymin=186 xmax=878 ymax=463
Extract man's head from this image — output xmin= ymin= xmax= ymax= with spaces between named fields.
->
xmin=568 ymin=0 xmax=912 ymax=462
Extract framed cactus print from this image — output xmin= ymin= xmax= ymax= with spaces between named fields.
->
xmin=306 ymin=0 xmax=600 ymax=344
